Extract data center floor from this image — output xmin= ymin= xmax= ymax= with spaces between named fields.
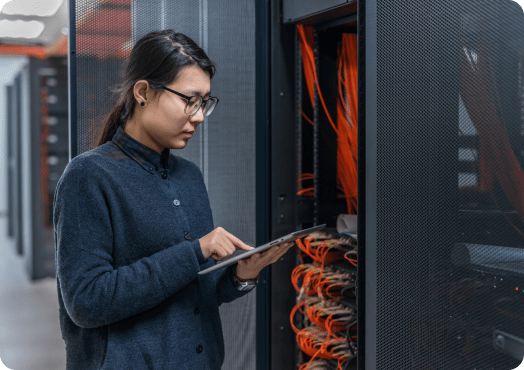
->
xmin=0 ymin=218 xmax=66 ymax=370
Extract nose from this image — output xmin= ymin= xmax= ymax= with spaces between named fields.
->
xmin=189 ymin=106 xmax=205 ymax=124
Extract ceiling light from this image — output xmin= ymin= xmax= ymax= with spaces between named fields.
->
xmin=0 ymin=19 xmax=45 ymax=38
xmin=1 ymin=0 xmax=64 ymax=17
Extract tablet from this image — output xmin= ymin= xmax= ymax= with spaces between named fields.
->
xmin=197 ymin=224 xmax=326 ymax=275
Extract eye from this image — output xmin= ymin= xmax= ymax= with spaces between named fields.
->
xmin=187 ymin=96 xmax=199 ymax=107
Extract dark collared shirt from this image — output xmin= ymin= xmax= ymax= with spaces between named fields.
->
xmin=54 ymin=125 xmax=250 ymax=370
xmin=112 ymin=125 xmax=172 ymax=173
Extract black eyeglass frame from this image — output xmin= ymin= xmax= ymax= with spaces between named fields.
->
xmin=161 ymin=85 xmax=219 ymax=116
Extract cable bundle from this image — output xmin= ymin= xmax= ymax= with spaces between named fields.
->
xmin=305 ymin=297 xmax=356 ymax=335
xmin=291 ymin=233 xmax=358 ymax=369
xmin=336 ymin=33 xmax=358 ymax=214
xmin=290 ymin=297 xmax=357 ymax=370
xmin=292 ymin=263 xmax=354 ymax=301
xmin=298 ymin=359 xmax=332 ymax=370
xmin=293 ymin=233 xmax=357 ymax=300
xmin=296 ymin=233 xmax=347 ymax=266
xmin=296 ymin=24 xmax=358 ymax=214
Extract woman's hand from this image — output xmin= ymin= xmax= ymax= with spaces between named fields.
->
xmin=199 ymin=227 xmax=254 ymax=260
xmin=235 ymin=241 xmax=296 ymax=280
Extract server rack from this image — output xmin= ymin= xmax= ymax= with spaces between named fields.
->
xmin=6 ymin=83 xmax=17 ymax=245
xmin=271 ymin=1 xmax=359 ymax=369
xmin=6 ymin=57 xmax=68 ymax=280
xmin=6 ymin=74 xmax=25 ymax=256
xmin=273 ymin=0 xmax=524 ymax=369
xmin=28 ymin=57 xmax=68 ymax=280
xmin=364 ymin=1 xmax=524 ymax=368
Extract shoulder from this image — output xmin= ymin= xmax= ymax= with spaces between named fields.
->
xmin=65 ymin=149 xmax=111 ymax=175
xmin=57 ymin=149 xmax=113 ymax=191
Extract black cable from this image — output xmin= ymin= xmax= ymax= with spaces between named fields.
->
xmin=345 ymin=320 xmax=358 ymax=350
xmin=340 ymin=284 xmax=356 ymax=298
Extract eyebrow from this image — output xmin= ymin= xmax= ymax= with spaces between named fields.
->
xmin=187 ymin=89 xmax=211 ymax=97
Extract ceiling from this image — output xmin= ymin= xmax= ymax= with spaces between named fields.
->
xmin=0 ymin=0 xmax=97 ymax=47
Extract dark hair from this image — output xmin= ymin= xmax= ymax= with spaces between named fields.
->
xmin=97 ymin=29 xmax=216 ymax=146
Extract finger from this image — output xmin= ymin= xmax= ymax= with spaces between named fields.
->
xmin=222 ymin=237 xmax=236 ymax=255
xmin=214 ymin=246 xmax=229 ymax=259
xmin=243 ymin=253 xmax=260 ymax=261
xmin=271 ymin=243 xmax=294 ymax=260
xmin=260 ymin=244 xmax=285 ymax=260
xmin=270 ymin=247 xmax=290 ymax=261
xmin=224 ymin=230 xmax=253 ymax=251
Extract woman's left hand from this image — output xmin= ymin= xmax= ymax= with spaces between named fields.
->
xmin=234 ymin=241 xmax=296 ymax=280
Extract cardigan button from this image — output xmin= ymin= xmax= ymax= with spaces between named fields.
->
xmin=196 ymin=344 xmax=203 ymax=354
xmin=185 ymin=233 xmax=191 ymax=240
xmin=173 ymin=199 xmax=180 ymax=207
xmin=161 ymin=172 xmax=168 ymax=179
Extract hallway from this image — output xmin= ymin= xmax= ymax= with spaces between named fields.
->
xmin=0 ymin=217 xmax=66 ymax=370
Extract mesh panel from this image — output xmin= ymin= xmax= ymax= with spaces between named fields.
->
xmin=372 ymin=0 xmax=524 ymax=368
xmin=74 ymin=1 xmax=256 ymax=368
xmin=205 ymin=1 xmax=257 ymax=369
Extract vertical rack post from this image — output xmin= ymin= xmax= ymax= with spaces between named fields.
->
xmin=296 ymin=26 xmax=302 ymax=228
xmin=313 ymin=28 xmax=319 ymax=226
xmin=357 ymin=1 xmax=366 ymax=369
xmin=294 ymin=25 xmax=305 ymax=367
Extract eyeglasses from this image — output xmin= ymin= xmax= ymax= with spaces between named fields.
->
xmin=161 ymin=86 xmax=219 ymax=117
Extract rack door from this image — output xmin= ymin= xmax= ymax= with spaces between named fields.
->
xmin=362 ymin=0 xmax=524 ymax=368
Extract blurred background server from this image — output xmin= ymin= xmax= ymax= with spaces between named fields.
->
xmin=0 ymin=0 xmax=523 ymax=369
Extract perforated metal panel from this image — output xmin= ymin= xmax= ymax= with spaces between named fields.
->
xmin=365 ymin=0 xmax=524 ymax=368
xmin=72 ymin=1 xmax=257 ymax=368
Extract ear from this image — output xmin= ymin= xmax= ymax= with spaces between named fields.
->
xmin=133 ymin=80 xmax=151 ymax=105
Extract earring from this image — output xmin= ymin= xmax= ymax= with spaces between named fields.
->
xmin=140 ymin=102 xmax=145 ymax=106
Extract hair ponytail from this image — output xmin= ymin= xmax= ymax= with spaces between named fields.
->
xmin=97 ymin=29 xmax=216 ymax=146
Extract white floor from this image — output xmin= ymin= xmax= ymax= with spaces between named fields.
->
xmin=0 ymin=216 xmax=66 ymax=370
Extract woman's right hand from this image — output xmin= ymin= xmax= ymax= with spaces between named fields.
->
xmin=199 ymin=227 xmax=254 ymax=261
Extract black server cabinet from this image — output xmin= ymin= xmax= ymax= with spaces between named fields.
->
xmin=7 ymin=75 xmax=24 ymax=256
xmin=273 ymin=0 xmax=524 ymax=369
xmin=272 ymin=1 xmax=359 ymax=369
xmin=6 ymin=84 xmax=16 ymax=243
xmin=24 ymin=57 xmax=68 ymax=280
xmin=363 ymin=0 xmax=524 ymax=369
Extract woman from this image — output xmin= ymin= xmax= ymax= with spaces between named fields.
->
xmin=53 ymin=29 xmax=294 ymax=370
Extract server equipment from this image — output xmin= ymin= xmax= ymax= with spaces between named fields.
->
xmin=68 ymin=0 xmax=524 ymax=369
xmin=6 ymin=75 xmax=23 ymax=256
xmin=5 ymin=57 xmax=68 ymax=280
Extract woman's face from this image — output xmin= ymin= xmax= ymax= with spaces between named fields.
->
xmin=125 ymin=64 xmax=211 ymax=154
